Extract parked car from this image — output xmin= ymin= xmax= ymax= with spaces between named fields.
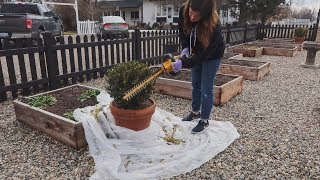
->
xmin=98 ymin=16 xmax=129 ymax=39
xmin=0 ymin=2 xmax=63 ymax=46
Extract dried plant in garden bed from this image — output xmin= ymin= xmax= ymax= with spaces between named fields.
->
xmin=14 ymin=84 xmax=101 ymax=149
xmin=154 ymin=69 xmax=243 ymax=106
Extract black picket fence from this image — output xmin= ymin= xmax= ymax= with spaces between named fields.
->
xmin=0 ymin=30 xmax=182 ymax=101
xmin=257 ymin=24 xmax=318 ymax=41
xmin=0 ymin=24 xmax=318 ymax=101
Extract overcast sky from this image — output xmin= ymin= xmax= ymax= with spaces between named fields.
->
xmin=291 ymin=0 xmax=320 ymax=10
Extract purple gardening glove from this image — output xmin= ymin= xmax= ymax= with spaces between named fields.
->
xmin=180 ymin=48 xmax=189 ymax=56
xmin=172 ymin=59 xmax=182 ymax=73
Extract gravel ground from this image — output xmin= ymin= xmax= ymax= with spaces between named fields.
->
xmin=0 ymin=50 xmax=319 ymax=179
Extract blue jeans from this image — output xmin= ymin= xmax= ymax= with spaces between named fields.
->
xmin=191 ymin=59 xmax=221 ymax=120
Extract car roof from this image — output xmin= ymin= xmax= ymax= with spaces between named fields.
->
xmin=102 ymin=16 xmax=126 ymax=23
xmin=3 ymin=2 xmax=39 ymax=5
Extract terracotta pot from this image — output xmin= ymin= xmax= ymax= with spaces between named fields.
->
xmin=294 ymin=37 xmax=305 ymax=43
xmin=110 ymin=99 xmax=156 ymax=131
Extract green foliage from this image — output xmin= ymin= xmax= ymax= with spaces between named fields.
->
xmin=294 ymin=27 xmax=308 ymax=37
xmin=78 ymin=89 xmax=100 ymax=102
xmin=27 ymin=95 xmax=57 ymax=108
xmin=224 ymin=0 xmax=286 ymax=24
xmin=106 ymin=61 xmax=155 ymax=110
xmin=63 ymin=111 xmax=75 ymax=121
xmin=152 ymin=22 xmax=160 ymax=29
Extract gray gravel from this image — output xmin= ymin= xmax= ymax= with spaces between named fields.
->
xmin=0 ymin=50 xmax=319 ymax=179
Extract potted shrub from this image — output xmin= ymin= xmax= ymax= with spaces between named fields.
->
xmin=106 ymin=61 xmax=156 ymax=131
xmin=294 ymin=27 xmax=307 ymax=43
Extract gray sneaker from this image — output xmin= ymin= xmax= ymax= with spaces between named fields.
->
xmin=191 ymin=120 xmax=210 ymax=134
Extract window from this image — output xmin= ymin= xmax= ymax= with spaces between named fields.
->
xmin=39 ymin=5 xmax=47 ymax=14
xmin=156 ymin=6 xmax=161 ymax=16
xmin=222 ymin=10 xmax=228 ymax=18
xmin=1 ymin=4 xmax=40 ymax=15
xmin=113 ymin=11 xmax=120 ymax=16
xmin=131 ymin=11 xmax=139 ymax=20
xmin=174 ymin=6 xmax=179 ymax=16
xmin=156 ymin=5 xmax=168 ymax=16
xmin=161 ymin=6 xmax=167 ymax=16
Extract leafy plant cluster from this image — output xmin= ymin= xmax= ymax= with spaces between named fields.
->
xmin=27 ymin=95 xmax=57 ymax=108
xmin=294 ymin=27 xmax=308 ymax=38
xmin=63 ymin=111 xmax=74 ymax=121
xmin=78 ymin=89 xmax=100 ymax=102
xmin=106 ymin=61 xmax=155 ymax=110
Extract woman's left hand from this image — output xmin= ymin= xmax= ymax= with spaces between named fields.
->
xmin=172 ymin=59 xmax=182 ymax=73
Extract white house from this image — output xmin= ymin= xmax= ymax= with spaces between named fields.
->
xmin=95 ymin=0 xmax=237 ymax=26
xmin=220 ymin=8 xmax=238 ymax=26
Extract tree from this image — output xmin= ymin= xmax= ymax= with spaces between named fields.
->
xmin=224 ymin=0 xmax=252 ymax=25
xmin=51 ymin=0 xmax=115 ymax=31
xmin=224 ymin=0 xmax=286 ymax=24
xmin=292 ymin=8 xmax=317 ymax=21
xmin=253 ymin=0 xmax=286 ymax=24
xmin=78 ymin=0 xmax=114 ymax=21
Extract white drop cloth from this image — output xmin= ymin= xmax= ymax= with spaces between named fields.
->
xmin=73 ymin=91 xmax=240 ymax=180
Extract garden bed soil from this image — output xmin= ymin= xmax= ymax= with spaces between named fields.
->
xmin=160 ymin=72 xmax=235 ymax=86
xmin=223 ymin=52 xmax=243 ymax=60
xmin=20 ymin=86 xmax=98 ymax=117
xmin=156 ymin=70 xmax=243 ymax=106
xmin=14 ymin=84 xmax=100 ymax=149
xmin=219 ymin=59 xmax=271 ymax=80
xmin=231 ymin=45 xmax=264 ymax=57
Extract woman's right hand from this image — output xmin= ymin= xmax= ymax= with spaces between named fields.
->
xmin=180 ymin=48 xmax=189 ymax=56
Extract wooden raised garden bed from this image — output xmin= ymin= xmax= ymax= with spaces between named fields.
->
xmin=254 ymin=41 xmax=303 ymax=52
xmin=219 ymin=58 xmax=271 ymax=81
xmin=262 ymin=38 xmax=294 ymax=43
xmin=231 ymin=44 xmax=264 ymax=57
xmin=261 ymin=45 xmax=299 ymax=57
xmin=155 ymin=70 xmax=243 ymax=106
xmin=13 ymin=84 xmax=101 ymax=149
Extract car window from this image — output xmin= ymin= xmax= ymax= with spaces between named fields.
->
xmin=39 ymin=5 xmax=48 ymax=14
xmin=44 ymin=11 xmax=55 ymax=17
xmin=102 ymin=16 xmax=126 ymax=23
xmin=1 ymin=4 xmax=40 ymax=15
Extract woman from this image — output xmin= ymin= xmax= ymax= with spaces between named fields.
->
xmin=171 ymin=0 xmax=225 ymax=133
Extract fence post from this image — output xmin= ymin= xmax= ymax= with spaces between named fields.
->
xmin=243 ymin=24 xmax=248 ymax=43
xmin=312 ymin=9 xmax=320 ymax=41
xmin=43 ymin=32 xmax=59 ymax=90
xmin=134 ymin=29 xmax=142 ymax=60
xmin=226 ymin=23 xmax=231 ymax=44
xmin=256 ymin=23 xmax=261 ymax=40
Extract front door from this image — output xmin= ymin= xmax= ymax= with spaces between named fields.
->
xmin=167 ymin=5 xmax=173 ymax=23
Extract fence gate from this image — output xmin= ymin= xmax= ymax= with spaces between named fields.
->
xmin=79 ymin=21 xmax=98 ymax=35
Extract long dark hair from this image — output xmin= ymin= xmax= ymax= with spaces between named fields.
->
xmin=183 ymin=0 xmax=219 ymax=50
